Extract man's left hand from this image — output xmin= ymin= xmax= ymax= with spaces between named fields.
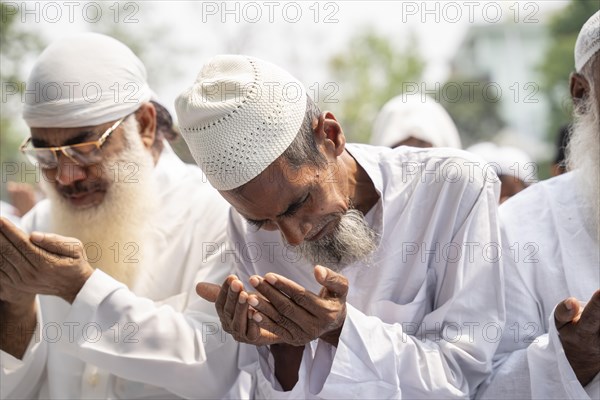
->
xmin=554 ymin=289 xmax=600 ymax=386
xmin=248 ymin=265 xmax=348 ymax=347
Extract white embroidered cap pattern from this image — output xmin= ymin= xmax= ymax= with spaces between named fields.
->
xmin=575 ymin=10 xmax=600 ymax=72
xmin=175 ymin=55 xmax=307 ymax=191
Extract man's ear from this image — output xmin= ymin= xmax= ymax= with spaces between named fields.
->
xmin=135 ymin=102 xmax=157 ymax=150
xmin=314 ymin=111 xmax=345 ymax=157
xmin=569 ymin=72 xmax=590 ymax=102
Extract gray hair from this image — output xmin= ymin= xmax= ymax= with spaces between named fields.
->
xmin=280 ymin=95 xmax=328 ymax=169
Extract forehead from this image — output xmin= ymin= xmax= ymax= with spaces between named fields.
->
xmin=30 ymin=120 xmax=114 ymax=147
xmin=220 ymin=159 xmax=316 ymax=219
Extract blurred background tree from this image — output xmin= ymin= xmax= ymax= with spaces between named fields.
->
xmin=328 ymin=29 xmax=424 ymax=143
xmin=537 ymin=0 xmax=599 ymax=143
xmin=0 ymin=1 xmax=45 ymax=202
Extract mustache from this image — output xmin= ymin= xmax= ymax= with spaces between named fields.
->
xmin=57 ymin=181 xmax=107 ymax=197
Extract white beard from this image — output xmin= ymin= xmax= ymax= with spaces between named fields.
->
xmin=41 ymin=118 xmax=158 ymax=288
xmin=567 ymin=91 xmax=600 ymax=241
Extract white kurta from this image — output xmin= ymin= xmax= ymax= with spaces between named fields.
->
xmin=229 ymin=144 xmax=504 ymax=399
xmin=477 ymin=170 xmax=600 ymax=399
xmin=0 ymin=145 xmax=249 ymax=399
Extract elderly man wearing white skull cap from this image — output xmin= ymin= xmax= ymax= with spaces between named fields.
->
xmin=477 ymin=10 xmax=600 ymax=400
xmin=176 ymin=54 xmax=505 ymax=398
xmin=0 ymin=33 xmax=248 ymax=399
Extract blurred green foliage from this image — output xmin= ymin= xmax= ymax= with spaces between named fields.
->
xmin=537 ymin=0 xmax=599 ymax=142
xmin=328 ymin=30 xmax=424 ymax=143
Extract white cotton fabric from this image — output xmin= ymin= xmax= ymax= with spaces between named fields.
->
xmin=575 ymin=11 xmax=600 ymax=72
xmin=467 ymin=142 xmax=537 ymax=183
xmin=23 ymin=33 xmax=153 ymax=128
xmin=370 ymin=94 xmax=462 ymax=149
xmin=477 ymin=170 xmax=600 ymax=399
xmin=0 ymin=145 xmax=250 ymax=399
xmin=175 ymin=55 xmax=307 ymax=191
xmin=229 ymin=144 xmax=504 ymax=398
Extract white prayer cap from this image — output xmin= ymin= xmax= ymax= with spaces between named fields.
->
xmin=23 ymin=32 xmax=153 ymax=128
xmin=370 ymin=94 xmax=462 ymax=149
xmin=175 ymin=55 xmax=307 ymax=191
xmin=467 ymin=142 xmax=537 ymax=184
xmin=575 ymin=11 xmax=600 ymax=72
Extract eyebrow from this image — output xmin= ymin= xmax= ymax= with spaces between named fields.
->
xmin=32 ymin=131 xmax=96 ymax=147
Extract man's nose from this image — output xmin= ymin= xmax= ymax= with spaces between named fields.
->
xmin=277 ymin=219 xmax=311 ymax=246
xmin=55 ymin=154 xmax=87 ymax=186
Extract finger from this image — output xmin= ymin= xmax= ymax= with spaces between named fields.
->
xmin=246 ymin=319 xmax=284 ymax=346
xmin=250 ymin=311 xmax=300 ymax=345
xmin=0 ymin=255 xmax=19 ymax=285
xmin=29 ymin=231 xmax=83 ymax=258
xmin=577 ymin=289 xmax=600 ymax=334
xmin=554 ymin=297 xmax=581 ymax=330
xmin=0 ymin=228 xmax=38 ymax=273
xmin=250 ymin=275 xmax=314 ymax=322
xmin=262 ymin=272 xmax=322 ymax=315
xmin=1 ymin=220 xmax=59 ymax=269
xmin=247 ymin=292 xmax=303 ymax=335
xmin=223 ymin=278 xmax=243 ymax=321
xmin=231 ymin=291 xmax=249 ymax=337
xmin=314 ymin=265 xmax=349 ymax=299
xmin=196 ymin=282 xmax=221 ymax=302
xmin=215 ymin=275 xmax=236 ymax=315
xmin=0 ymin=218 xmax=40 ymax=268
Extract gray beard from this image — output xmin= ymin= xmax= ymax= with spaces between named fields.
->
xmin=566 ymin=92 xmax=600 ymax=241
xmin=296 ymin=208 xmax=378 ymax=271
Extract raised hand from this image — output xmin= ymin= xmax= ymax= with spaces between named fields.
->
xmin=247 ymin=265 xmax=348 ymax=347
xmin=0 ymin=217 xmax=94 ymax=304
xmin=554 ymin=290 xmax=600 ymax=386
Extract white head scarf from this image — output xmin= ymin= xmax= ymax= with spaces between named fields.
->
xmin=467 ymin=142 xmax=537 ymax=184
xmin=23 ymin=32 xmax=153 ymax=128
xmin=575 ymin=10 xmax=600 ymax=72
xmin=370 ymin=94 xmax=462 ymax=149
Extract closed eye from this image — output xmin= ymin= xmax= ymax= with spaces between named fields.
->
xmin=246 ymin=219 xmax=265 ymax=230
xmin=280 ymin=193 xmax=310 ymax=218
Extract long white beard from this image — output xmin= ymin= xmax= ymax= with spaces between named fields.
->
xmin=297 ymin=208 xmax=378 ymax=272
xmin=41 ymin=119 xmax=158 ymax=288
xmin=567 ymin=92 xmax=600 ymax=241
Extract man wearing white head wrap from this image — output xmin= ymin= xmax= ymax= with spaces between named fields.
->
xmin=176 ymin=54 xmax=504 ymax=398
xmin=0 ymin=33 xmax=248 ymax=399
xmin=371 ymin=94 xmax=462 ymax=149
xmin=466 ymin=142 xmax=537 ymax=203
xmin=477 ymin=10 xmax=600 ymax=400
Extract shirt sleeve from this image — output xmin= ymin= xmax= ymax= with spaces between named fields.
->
xmin=0 ymin=297 xmax=47 ymax=400
xmin=53 ymin=267 xmax=242 ymax=399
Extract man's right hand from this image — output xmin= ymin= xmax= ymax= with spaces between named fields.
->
xmin=554 ymin=290 xmax=600 ymax=386
xmin=196 ymin=275 xmax=288 ymax=346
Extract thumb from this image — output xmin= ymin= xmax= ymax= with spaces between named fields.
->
xmin=314 ymin=265 xmax=348 ymax=299
xmin=30 ymin=231 xmax=84 ymax=258
xmin=554 ymin=297 xmax=581 ymax=330
xmin=196 ymin=282 xmax=220 ymax=303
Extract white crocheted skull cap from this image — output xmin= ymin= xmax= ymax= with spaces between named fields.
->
xmin=175 ymin=55 xmax=307 ymax=191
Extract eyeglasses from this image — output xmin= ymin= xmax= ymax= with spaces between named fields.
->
xmin=20 ymin=116 xmax=127 ymax=169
